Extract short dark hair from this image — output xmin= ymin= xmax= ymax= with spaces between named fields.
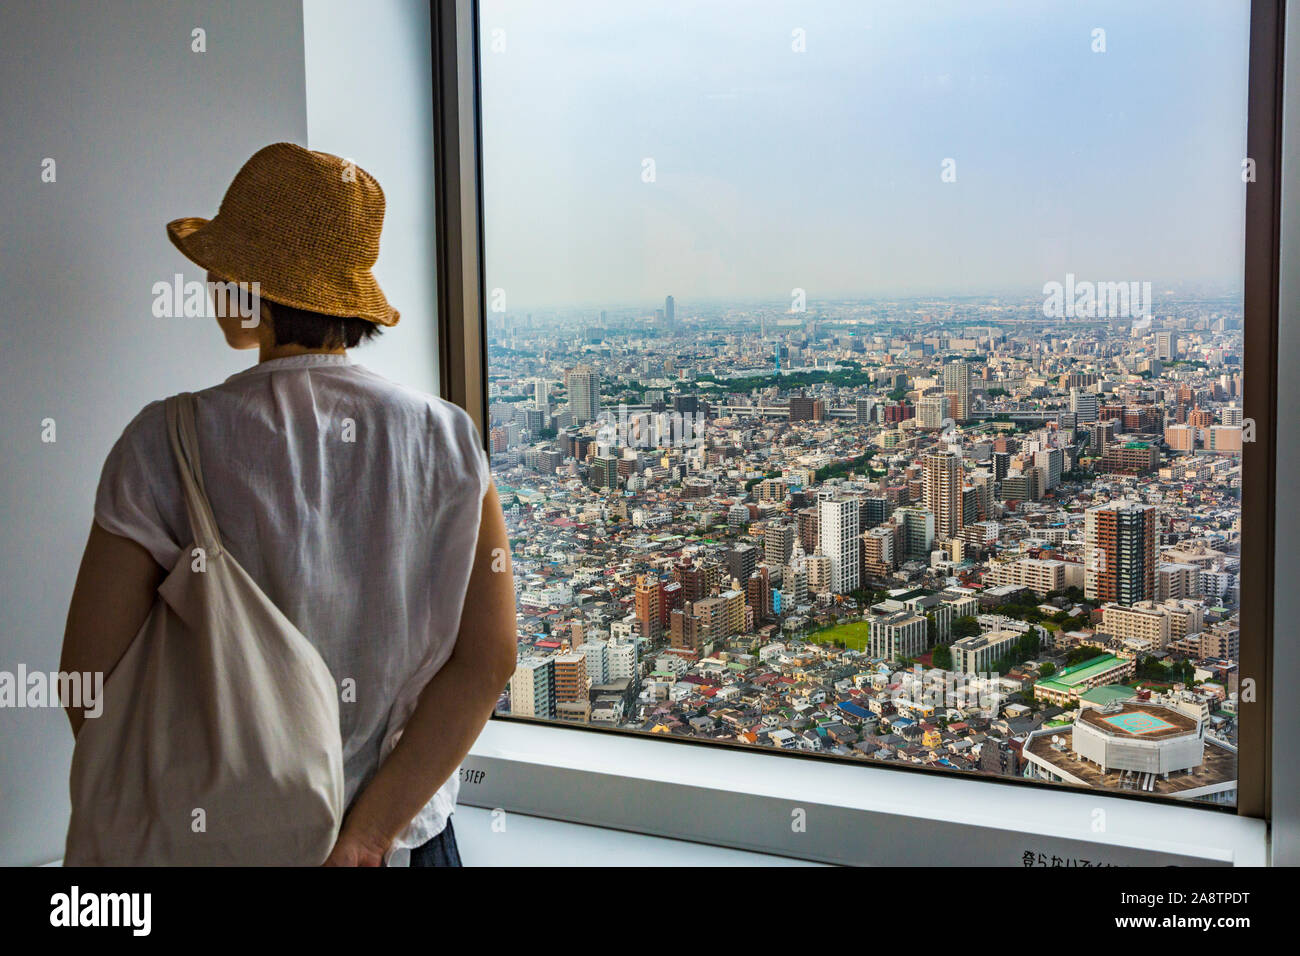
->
xmin=266 ymin=301 xmax=383 ymax=349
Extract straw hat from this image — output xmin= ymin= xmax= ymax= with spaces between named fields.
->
xmin=167 ymin=142 xmax=399 ymax=326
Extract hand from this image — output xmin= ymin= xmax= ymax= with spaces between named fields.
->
xmin=322 ymin=825 xmax=391 ymax=867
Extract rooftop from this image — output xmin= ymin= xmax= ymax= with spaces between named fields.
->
xmin=1078 ymin=684 xmax=1141 ymax=706
xmin=1077 ymin=701 xmax=1199 ymax=740
xmin=1025 ymin=730 xmax=1235 ymax=796
xmin=1037 ymin=654 xmax=1127 ymax=691
xmin=952 ymin=629 xmax=1022 ymax=651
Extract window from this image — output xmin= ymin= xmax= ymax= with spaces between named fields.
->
xmin=450 ymin=0 xmax=1280 ymax=821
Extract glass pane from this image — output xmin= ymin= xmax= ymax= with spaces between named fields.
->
xmin=480 ymin=0 xmax=1248 ymax=808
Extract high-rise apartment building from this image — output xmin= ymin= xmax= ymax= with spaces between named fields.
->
xmin=918 ymin=394 xmax=950 ymax=430
xmin=575 ymin=640 xmax=609 ymax=685
xmin=861 ymin=524 xmax=896 ymax=578
xmin=924 ymin=450 xmax=964 ymax=539
xmin=1070 ymin=387 xmax=1098 ymax=423
xmin=565 ymin=364 xmax=600 ymax=424
xmin=726 ymin=543 xmax=758 ymax=586
xmin=805 ymin=554 xmax=832 ymax=595
xmin=1165 ymin=423 xmax=1195 ymax=451
xmin=855 ymin=396 xmax=875 ymax=425
xmin=1034 ymin=448 xmax=1063 ymax=491
xmin=764 ymin=522 xmax=795 ymax=568
xmin=783 ymin=542 xmax=809 ymax=606
xmin=673 ymin=560 xmax=709 ymax=603
xmin=509 ymin=656 xmax=555 ymax=719
xmin=590 ymin=455 xmax=619 ymax=489
xmin=606 ymin=640 xmax=638 ymax=681
xmin=862 ymin=495 xmax=893 ymax=529
xmin=1084 ymin=500 xmax=1156 ymax=605
xmin=818 ymin=497 xmax=861 ymax=594
xmin=797 ymin=507 xmax=820 ymax=554
xmin=895 ymin=507 xmax=936 ymax=562
xmin=943 ymin=361 xmax=971 ymax=421
xmin=634 ymin=574 xmax=663 ymax=640
xmin=554 ymin=653 xmax=590 ymax=704
xmin=746 ymin=567 xmax=772 ymax=623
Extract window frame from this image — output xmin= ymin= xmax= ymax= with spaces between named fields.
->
xmin=432 ymin=0 xmax=1285 ymax=861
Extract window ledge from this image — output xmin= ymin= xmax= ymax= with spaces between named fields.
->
xmin=464 ymin=719 xmax=1266 ymax=866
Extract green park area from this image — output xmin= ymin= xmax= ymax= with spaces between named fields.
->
xmin=808 ymin=620 xmax=873 ymax=652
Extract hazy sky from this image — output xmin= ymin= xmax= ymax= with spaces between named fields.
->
xmin=479 ymin=0 xmax=1250 ymax=310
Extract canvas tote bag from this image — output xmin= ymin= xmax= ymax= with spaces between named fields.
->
xmin=65 ymin=393 xmax=345 ymax=865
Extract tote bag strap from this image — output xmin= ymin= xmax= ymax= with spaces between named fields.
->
xmin=165 ymin=393 xmax=223 ymax=555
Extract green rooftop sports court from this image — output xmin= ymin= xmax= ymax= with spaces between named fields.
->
xmin=1100 ymin=711 xmax=1177 ymax=735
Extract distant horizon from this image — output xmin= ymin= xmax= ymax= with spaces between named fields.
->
xmin=487 ymin=278 xmax=1246 ymax=321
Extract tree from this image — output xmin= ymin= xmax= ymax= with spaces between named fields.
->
xmin=1039 ymin=662 xmax=1057 ymax=678
xmin=952 ymin=616 xmax=980 ymax=640
xmin=1065 ymin=646 xmax=1099 ymax=667
xmin=931 ymin=644 xmax=953 ymax=669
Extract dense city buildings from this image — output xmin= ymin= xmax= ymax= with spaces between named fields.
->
xmin=488 ymin=291 xmax=1244 ymax=805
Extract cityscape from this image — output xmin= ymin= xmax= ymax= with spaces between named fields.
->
xmin=487 ymin=292 xmax=1243 ymax=806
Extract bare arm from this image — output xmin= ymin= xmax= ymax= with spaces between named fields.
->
xmin=324 ymin=482 xmax=517 ymax=865
xmin=60 ymin=523 xmax=167 ymax=735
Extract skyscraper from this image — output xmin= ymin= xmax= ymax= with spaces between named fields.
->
xmin=923 ymin=450 xmax=964 ymax=539
xmin=664 ymin=294 xmax=675 ymax=326
xmin=818 ymin=497 xmax=861 ymax=595
xmin=943 ymin=361 xmax=971 ymax=422
xmin=565 ymin=364 xmax=600 ymax=424
xmin=1084 ymin=501 xmax=1156 ymax=604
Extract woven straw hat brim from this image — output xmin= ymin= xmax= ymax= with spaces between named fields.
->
xmin=167 ymin=216 xmax=399 ymax=327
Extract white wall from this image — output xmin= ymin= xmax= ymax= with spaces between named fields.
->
xmin=302 ymin=0 xmax=440 ymax=395
xmin=0 ymin=0 xmax=439 ymax=866
xmin=0 ymin=0 xmax=309 ymax=867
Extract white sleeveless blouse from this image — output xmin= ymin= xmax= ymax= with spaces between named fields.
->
xmin=94 ymin=353 xmax=490 ymax=864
